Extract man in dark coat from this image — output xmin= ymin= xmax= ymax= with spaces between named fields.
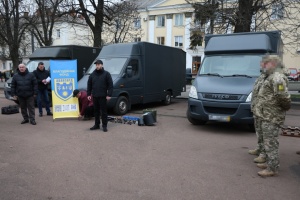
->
xmin=11 ymin=64 xmax=38 ymax=125
xmin=33 ymin=62 xmax=52 ymax=117
xmin=87 ymin=59 xmax=113 ymax=132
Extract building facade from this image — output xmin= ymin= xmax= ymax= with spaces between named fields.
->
xmin=138 ymin=0 xmax=204 ymax=74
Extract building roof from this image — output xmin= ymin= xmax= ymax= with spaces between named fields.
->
xmin=135 ymin=0 xmax=165 ymax=9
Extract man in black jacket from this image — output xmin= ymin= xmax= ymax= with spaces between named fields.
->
xmin=33 ymin=62 xmax=52 ymax=117
xmin=87 ymin=59 xmax=113 ymax=132
xmin=11 ymin=64 xmax=38 ymax=125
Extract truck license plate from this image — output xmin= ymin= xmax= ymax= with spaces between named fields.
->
xmin=209 ymin=115 xmax=230 ymax=122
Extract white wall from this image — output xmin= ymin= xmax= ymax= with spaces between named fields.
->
xmin=149 ymin=20 xmax=155 ymax=43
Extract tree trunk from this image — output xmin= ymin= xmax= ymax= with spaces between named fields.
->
xmin=93 ymin=0 xmax=104 ymax=47
xmin=234 ymin=0 xmax=254 ymax=32
xmin=9 ymin=45 xmax=20 ymax=71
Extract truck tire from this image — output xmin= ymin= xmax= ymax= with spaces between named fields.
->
xmin=163 ymin=91 xmax=171 ymax=105
xmin=186 ymin=109 xmax=207 ymax=125
xmin=114 ymin=96 xmax=129 ymax=115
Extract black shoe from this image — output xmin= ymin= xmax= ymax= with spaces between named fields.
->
xmin=39 ymin=113 xmax=43 ymax=117
xmin=103 ymin=127 xmax=108 ymax=132
xmin=30 ymin=120 xmax=36 ymax=125
xmin=90 ymin=125 xmax=100 ymax=130
xmin=47 ymin=112 xmax=53 ymax=116
xmin=21 ymin=119 xmax=29 ymax=124
xmin=82 ymin=117 xmax=91 ymax=121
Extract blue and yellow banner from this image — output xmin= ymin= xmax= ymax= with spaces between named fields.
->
xmin=50 ymin=60 xmax=79 ymax=119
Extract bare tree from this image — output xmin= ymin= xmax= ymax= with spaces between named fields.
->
xmin=0 ymin=0 xmax=30 ymax=70
xmin=64 ymin=0 xmax=142 ymax=47
xmin=187 ymin=0 xmax=300 ymax=51
xmin=102 ymin=0 xmax=143 ymax=44
xmin=28 ymin=0 xmax=65 ymax=47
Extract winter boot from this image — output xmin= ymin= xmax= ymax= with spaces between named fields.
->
xmin=254 ymin=156 xmax=266 ymax=163
xmin=258 ymin=169 xmax=278 ymax=177
xmin=257 ymin=163 xmax=268 ymax=169
xmin=248 ymin=149 xmax=259 ymax=156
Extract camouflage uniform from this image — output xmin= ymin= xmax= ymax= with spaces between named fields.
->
xmin=254 ymin=57 xmax=291 ymax=173
xmin=251 ymin=73 xmax=266 ymax=158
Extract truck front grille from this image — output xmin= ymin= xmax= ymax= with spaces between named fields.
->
xmin=202 ymin=93 xmax=241 ymax=100
xmin=204 ymin=106 xmax=237 ymax=115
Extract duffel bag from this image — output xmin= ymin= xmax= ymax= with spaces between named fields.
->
xmin=1 ymin=105 xmax=20 ymax=114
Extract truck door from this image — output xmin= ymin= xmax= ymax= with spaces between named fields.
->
xmin=124 ymin=59 xmax=143 ymax=104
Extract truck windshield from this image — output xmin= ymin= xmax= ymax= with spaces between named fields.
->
xmin=199 ymin=55 xmax=262 ymax=77
xmin=26 ymin=60 xmax=50 ymax=72
xmin=86 ymin=58 xmax=127 ymax=75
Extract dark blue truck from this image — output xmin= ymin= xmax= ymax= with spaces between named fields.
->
xmin=78 ymin=42 xmax=186 ymax=115
xmin=187 ymin=31 xmax=283 ymax=128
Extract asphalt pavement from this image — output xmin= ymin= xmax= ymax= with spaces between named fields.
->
xmin=0 ymin=93 xmax=300 ymax=200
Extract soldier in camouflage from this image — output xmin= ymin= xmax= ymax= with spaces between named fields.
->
xmin=253 ymin=55 xmax=291 ymax=177
xmin=249 ymin=57 xmax=267 ymax=163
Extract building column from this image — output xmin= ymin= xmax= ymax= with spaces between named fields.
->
xmin=166 ymin=14 xmax=173 ymax=47
xmin=148 ymin=15 xmax=155 ymax=43
xmin=185 ymin=13 xmax=193 ymax=69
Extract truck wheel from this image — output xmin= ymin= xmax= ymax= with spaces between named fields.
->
xmin=186 ymin=109 xmax=207 ymax=125
xmin=114 ymin=96 xmax=129 ymax=115
xmin=163 ymin=91 xmax=171 ymax=105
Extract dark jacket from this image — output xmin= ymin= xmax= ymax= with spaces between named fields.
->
xmin=33 ymin=67 xmax=51 ymax=90
xmin=78 ymin=90 xmax=93 ymax=116
xmin=11 ymin=69 xmax=38 ymax=98
xmin=87 ymin=68 xmax=113 ymax=97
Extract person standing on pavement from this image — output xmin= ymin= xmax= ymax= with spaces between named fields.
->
xmin=33 ymin=62 xmax=53 ymax=117
xmin=73 ymin=89 xmax=94 ymax=120
xmin=248 ymin=56 xmax=268 ymax=162
xmin=87 ymin=60 xmax=113 ymax=132
xmin=253 ymin=55 xmax=291 ymax=177
xmin=11 ymin=64 xmax=38 ymax=125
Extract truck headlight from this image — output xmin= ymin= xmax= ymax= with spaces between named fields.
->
xmin=246 ymin=92 xmax=252 ymax=102
xmin=189 ymin=85 xmax=198 ymax=99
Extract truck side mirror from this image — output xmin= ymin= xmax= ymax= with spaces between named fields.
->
xmin=127 ymin=66 xmax=133 ymax=78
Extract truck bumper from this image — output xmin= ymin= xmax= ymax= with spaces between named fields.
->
xmin=187 ymin=98 xmax=254 ymax=124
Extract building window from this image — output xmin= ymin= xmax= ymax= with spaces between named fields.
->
xmin=157 ymin=37 xmax=165 ymax=45
xmin=271 ymin=3 xmax=284 ymax=20
xmin=175 ymin=14 xmax=184 ymax=26
xmin=134 ymin=18 xmax=141 ymax=29
xmin=174 ymin=36 xmax=183 ymax=47
xmin=56 ymin=29 xmax=60 ymax=38
xmin=134 ymin=37 xmax=141 ymax=42
xmin=157 ymin=15 xmax=165 ymax=27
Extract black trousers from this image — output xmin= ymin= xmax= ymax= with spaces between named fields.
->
xmin=18 ymin=96 xmax=35 ymax=121
xmin=93 ymin=97 xmax=108 ymax=127
xmin=84 ymin=106 xmax=94 ymax=118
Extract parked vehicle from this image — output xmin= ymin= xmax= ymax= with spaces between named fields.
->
xmin=187 ymin=31 xmax=283 ymax=128
xmin=78 ymin=42 xmax=186 ymax=115
xmin=287 ymin=68 xmax=299 ymax=81
xmin=4 ymin=45 xmax=101 ymax=104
